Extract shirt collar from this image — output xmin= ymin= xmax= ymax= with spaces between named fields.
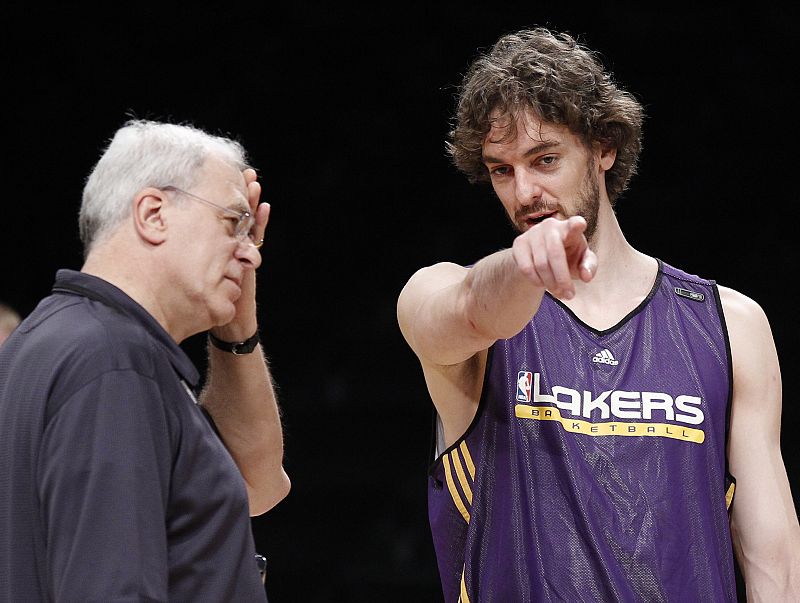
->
xmin=51 ymin=269 xmax=200 ymax=386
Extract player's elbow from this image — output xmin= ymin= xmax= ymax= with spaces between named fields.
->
xmin=248 ymin=468 xmax=291 ymax=516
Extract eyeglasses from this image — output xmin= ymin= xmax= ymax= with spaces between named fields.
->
xmin=162 ymin=186 xmax=261 ymax=248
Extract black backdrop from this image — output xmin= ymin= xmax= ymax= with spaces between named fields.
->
xmin=5 ymin=4 xmax=799 ymax=601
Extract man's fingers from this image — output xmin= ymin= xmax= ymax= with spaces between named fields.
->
xmin=512 ymin=238 xmax=537 ymax=280
xmin=579 ymin=249 xmax=598 ymax=282
xmin=247 ymin=180 xmax=262 ymax=211
xmin=257 ymin=202 xmax=271 ymax=231
xmin=513 ymin=215 xmax=595 ymax=298
xmin=562 ymin=215 xmax=587 ymax=244
xmin=543 ymin=227 xmax=574 ymax=299
xmin=513 ymin=230 xmax=574 ymax=299
xmin=561 ymin=216 xmax=595 ymax=276
xmin=243 ymin=167 xmax=258 ymax=186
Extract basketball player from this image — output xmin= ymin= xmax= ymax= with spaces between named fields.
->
xmin=397 ymin=27 xmax=800 ymax=602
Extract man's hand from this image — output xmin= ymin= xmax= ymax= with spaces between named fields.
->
xmin=211 ymin=168 xmax=271 ymax=342
xmin=201 ymin=168 xmax=290 ymax=515
xmin=511 ymin=215 xmax=597 ymax=300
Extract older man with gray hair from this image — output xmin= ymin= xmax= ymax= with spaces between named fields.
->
xmin=0 ymin=119 xmax=290 ymax=602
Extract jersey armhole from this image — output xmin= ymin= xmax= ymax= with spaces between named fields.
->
xmin=427 ymin=345 xmax=494 ymax=475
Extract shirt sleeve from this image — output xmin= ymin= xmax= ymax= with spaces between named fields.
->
xmin=38 ymin=369 xmax=174 ymax=602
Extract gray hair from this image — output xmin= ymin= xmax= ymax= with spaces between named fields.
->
xmin=79 ymin=119 xmax=248 ymax=255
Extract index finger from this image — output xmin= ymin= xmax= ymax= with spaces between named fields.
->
xmin=247 ymin=179 xmax=262 ymax=212
xmin=561 ymin=216 xmax=587 ymax=243
xmin=560 ymin=216 xmax=594 ymax=280
xmin=243 ymin=167 xmax=258 ymax=186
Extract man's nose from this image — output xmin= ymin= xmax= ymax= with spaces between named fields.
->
xmin=515 ymin=170 xmax=543 ymax=205
xmin=234 ymin=239 xmax=262 ymax=269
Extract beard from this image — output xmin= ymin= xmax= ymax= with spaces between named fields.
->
xmin=510 ymin=158 xmax=601 ymax=243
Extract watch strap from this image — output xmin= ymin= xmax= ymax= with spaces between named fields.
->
xmin=208 ymin=330 xmax=260 ymax=355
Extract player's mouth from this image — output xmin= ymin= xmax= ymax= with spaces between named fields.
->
xmin=523 ymin=210 xmax=558 ymax=227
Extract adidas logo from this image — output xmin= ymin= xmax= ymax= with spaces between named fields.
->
xmin=592 ymin=348 xmax=619 ymax=366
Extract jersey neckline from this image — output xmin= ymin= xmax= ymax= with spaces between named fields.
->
xmin=544 ymin=257 xmax=664 ymax=336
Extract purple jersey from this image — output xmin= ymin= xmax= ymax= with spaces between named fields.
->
xmin=428 ymin=261 xmax=737 ymax=602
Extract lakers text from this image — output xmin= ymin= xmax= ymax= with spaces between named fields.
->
xmin=515 ymin=373 xmax=706 ymax=444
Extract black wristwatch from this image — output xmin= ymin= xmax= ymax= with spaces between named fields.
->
xmin=208 ymin=330 xmax=260 ymax=355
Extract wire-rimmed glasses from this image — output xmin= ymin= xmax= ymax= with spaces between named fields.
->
xmin=162 ymin=185 xmax=261 ymax=248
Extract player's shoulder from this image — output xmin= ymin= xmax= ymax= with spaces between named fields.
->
xmin=716 ymin=284 xmax=774 ymax=349
xmin=656 ymin=260 xmax=764 ymax=322
xmin=717 ymin=285 xmax=767 ymax=321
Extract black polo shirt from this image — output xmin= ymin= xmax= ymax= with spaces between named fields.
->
xmin=0 ymin=270 xmax=267 ymax=602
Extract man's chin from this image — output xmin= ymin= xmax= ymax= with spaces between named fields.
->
xmin=209 ymin=303 xmax=238 ymax=331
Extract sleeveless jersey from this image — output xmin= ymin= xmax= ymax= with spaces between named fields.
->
xmin=428 ymin=260 xmax=737 ymax=602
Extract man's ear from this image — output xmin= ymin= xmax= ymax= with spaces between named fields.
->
xmin=598 ymin=144 xmax=617 ymax=172
xmin=133 ymin=187 xmax=168 ymax=245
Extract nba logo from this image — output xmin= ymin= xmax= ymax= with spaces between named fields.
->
xmin=516 ymin=371 xmax=532 ymax=402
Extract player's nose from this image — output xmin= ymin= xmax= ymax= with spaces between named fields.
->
xmin=515 ymin=171 xmax=543 ymax=205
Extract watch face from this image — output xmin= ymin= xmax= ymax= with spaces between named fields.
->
xmin=234 ymin=333 xmax=260 ymax=354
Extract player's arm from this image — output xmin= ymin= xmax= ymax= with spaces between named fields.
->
xmin=397 ymin=216 xmax=596 ymax=444
xmin=397 ymin=215 xmax=596 ymax=367
xmin=722 ymin=286 xmax=800 ymax=601
xmin=201 ymin=168 xmax=290 ymax=517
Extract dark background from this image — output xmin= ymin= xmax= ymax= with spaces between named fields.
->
xmin=5 ymin=3 xmax=799 ymax=601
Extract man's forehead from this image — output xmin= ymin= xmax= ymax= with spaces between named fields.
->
xmin=484 ymin=109 xmax=564 ymax=146
xmin=199 ymin=157 xmax=247 ymax=192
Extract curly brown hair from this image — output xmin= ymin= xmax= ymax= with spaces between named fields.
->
xmin=447 ymin=27 xmax=644 ymax=203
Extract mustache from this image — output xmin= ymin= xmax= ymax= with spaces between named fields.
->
xmin=514 ymin=200 xmax=558 ymax=223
